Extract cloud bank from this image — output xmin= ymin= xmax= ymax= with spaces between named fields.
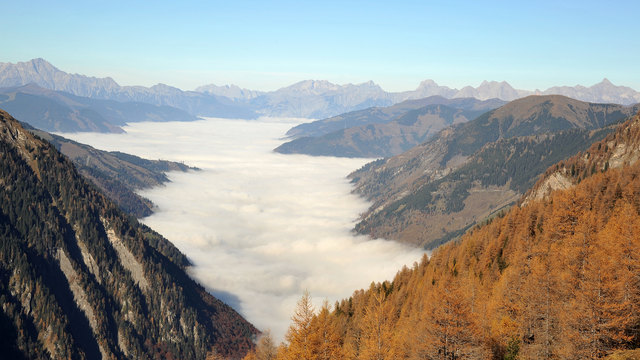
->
xmin=62 ymin=118 xmax=425 ymax=340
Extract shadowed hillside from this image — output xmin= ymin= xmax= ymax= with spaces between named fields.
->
xmin=0 ymin=109 xmax=257 ymax=359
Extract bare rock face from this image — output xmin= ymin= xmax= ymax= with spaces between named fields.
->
xmin=523 ymin=112 xmax=640 ymax=204
xmin=103 ymin=219 xmax=150 ymax=291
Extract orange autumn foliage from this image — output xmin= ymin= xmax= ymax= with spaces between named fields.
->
xmin=263 ymin=162 xmax=640 ymax=360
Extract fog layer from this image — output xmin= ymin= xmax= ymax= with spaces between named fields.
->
xmin=61 ymin=118 xmax=424 ymax=339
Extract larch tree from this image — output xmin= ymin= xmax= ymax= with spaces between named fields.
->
xmin=310 ymin=301 xmax=343 ymax=360
xmin=281 ymin=290 xmax=316 ymax=360
xmin=422 ymin=277 xmax=482 ymax=359
xmin=592 ymin=201 xmax=640 ymax=351
xmin=358 ymin=289 xmax=395 ymax=360
xmin=253 ymin=330 xmax=278 ymax=360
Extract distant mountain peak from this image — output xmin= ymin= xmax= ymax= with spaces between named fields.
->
xmin=150 ymin=83 xmax=175 ymax=90
xmin=453 ymin=80 xmax=525 ymax=101
xmin=285 ymin=79 xmax=337 ymax=92
xmin=417 ymin=79 xmax=444 ymax=89
xmin=355 ymin=80 xmax=383 ymax=91
xmin=28 ymin=57 xmax=57 ymax=69
xmin=419 ymin=79 xmax=438 ymax=86
xmin=194 ymin=83 xmax=263 ymax=101
xmin=599 ymin=77 xmax=613 ymax=85
xmin=478 ymin=80 xmax=512 ymax=87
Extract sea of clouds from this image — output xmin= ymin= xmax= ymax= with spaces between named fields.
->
xmin=61 ymin=117 xmax=425 ymax=339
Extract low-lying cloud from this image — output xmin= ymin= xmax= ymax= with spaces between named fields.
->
xmin=62 ymin=118 xmax=425 ymax=340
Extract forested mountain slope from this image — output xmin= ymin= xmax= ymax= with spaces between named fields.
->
xmin=355 ymin=127 xmax=617 ymax=248
xmin=350 ymin=96 xmax=640 ymax=248
xmin=0 ymin=109 xmax=257 ymax=359
xmin=256 ymin=113 xmax=640 ymax=360
xmin=28 ymin=127 xmax=196 ymax=218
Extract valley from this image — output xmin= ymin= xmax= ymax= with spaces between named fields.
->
xmin=58 ymin=118 xmax=424 ymax=340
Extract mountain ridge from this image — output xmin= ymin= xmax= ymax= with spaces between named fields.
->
xmin=2 ymin=59 xmax=639 ymax=121
xmin=274 ymin=104 xmax=491 ymax=158
xmin=523 ymin=111 xmax=640 ymax=204
xmin=274 ymin=96 xmax=506 ymax=158
xmin=349 ymin=95 xmax=640 ymax=248
xmin=282 ymin=96 xmax=507 ymax=139
xmin=0 ymin=109 xmax=258 ymax=359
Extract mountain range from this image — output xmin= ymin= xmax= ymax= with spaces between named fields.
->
xmin=2 ymin=59 xmax=639 ymax=122
xmin=0 ymin=59 xmax=257 ymax=119
xmin=274 ymin=96 xmax=506 ymax=158
xmin=349 ymin=95 xmax=640 ymax=248
xmin=0 ymin=109 xmax=257 ymax=359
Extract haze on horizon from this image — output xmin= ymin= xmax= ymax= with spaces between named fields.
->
xmin=3 ymin=0 xmax=639 ymax=92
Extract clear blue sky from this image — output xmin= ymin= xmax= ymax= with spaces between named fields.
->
xmin=3 ymin=0 xmax=639 ymax=92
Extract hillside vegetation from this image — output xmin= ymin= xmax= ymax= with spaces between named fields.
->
xmin=350 ymin=96 xmax=640 ymax=248
xmin=0 ymin=109 xmax=257 ymax=359
xmin=29 ymin=127 xmax=196 ymax=218
xmin=249 ymin=113 xmax=640 ymax=360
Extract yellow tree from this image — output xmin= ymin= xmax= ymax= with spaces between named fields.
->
xmin=342 ymin=290 xmax=367 ymax=360
xmin=554 ymin=209 xmax=600 ymax=360
xmin=310 ymin=301 xmax=343 ymax=360
xmin=281 ymin=290 xmax=316 ymax=360
xmin=421 ymin=277 xmax=482 ymax=359
xmin=588 ymin=201 xmax=640 ymax=353
xmin=518 ymin=241 xmax=563 ymax=359
xmin=358 ymin=288 xmax=395 ymax=360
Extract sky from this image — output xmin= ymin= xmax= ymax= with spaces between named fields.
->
xmin=3 ymin=0 xmax=639 ymax=92
xmin=60 ymin=117 xmax=425 ymax=340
